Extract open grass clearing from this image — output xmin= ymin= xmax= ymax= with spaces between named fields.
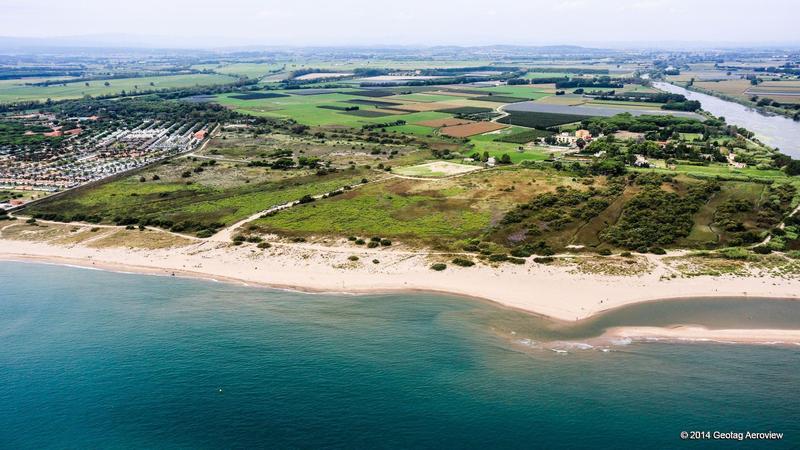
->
xmin=393 ymin=161 xmax=481 ymax=178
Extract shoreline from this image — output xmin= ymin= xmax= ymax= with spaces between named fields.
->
xmin=2 ymin=236 xmax=800 ymax=340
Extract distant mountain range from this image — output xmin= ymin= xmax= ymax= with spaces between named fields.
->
xmin=0 ymin=35 xmax=797 ymax=55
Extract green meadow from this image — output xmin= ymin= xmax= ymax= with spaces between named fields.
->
xmin=0 ymin=73 xmax=239 ymax=103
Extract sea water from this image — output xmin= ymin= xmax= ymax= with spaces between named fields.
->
xmin=1 ymin=261 xmax=798 ymax=448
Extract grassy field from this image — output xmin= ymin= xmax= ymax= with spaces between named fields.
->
xmin=468 ymin=133 xmax=551 ymax=163
xmin=24 ymin=153 xmax=370 ymax=234
xmin=249 ymin=167 xmax=574 ymax=248
xmin=215 ymin=90 xmax=465 ymax=131
xmin=203 ymin=63 xmax=285 ymax=78
xmin=0 ymin=74 xmax=239 ymax=103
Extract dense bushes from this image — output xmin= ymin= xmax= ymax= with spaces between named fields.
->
xmin=601 ymin=181 xmax=720 ymax=249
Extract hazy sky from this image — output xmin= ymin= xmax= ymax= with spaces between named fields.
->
xmin=1 ymin=0 xmax=797 ymax=47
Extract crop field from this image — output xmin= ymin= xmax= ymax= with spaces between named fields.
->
xmin=193 ymin=62 xmax=285 ymax=78
xmin=393 ymin=161 xmax=481 ymax=178
xmin=295 ymin=72 xmax=352 ymax=80
xmin=345 ymin=90 xmax=396 ymax=97
xmin=694 ymin=79 xmax=752 ymax=100
xmin=504 ymin=102 xmax=702 ymax=120
xmin=536 ymin=95 xmax=588 ymax=106
xmin=416 ymin=118 xmax=475 ymax=128
xmin=470 ymin=95 xmax=529 ymax=103
xmin=346 ymin=99 xmax=402 ymax=107
xmin=439 ymin=121 xmax=507 ymax=137
xmin=214 ymin=87 xmax=512 ymax=131
xmin=0 ymin=73 xmax=240 ymax=103
xmin=494 ymin=128 xmax=553 ymax=144
xmin=434 ymin=106 xmax=494 ymax=115
xmin=498 ymin=110 xmax=593 ymax=128
xmin=478 ymin=85 xmax=554 ymax=99
xmin=523 ymin=72 xmax=571 ymax=79
xmin=389 ymin=101 xmax=461 ymax=112
xmin=216 ymin=91 xmax=455 ymax=130
xmin=230 ymin=92 xmax=290 ymax=100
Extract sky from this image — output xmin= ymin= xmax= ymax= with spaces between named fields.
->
xmin=1 ymin=0 xmax=798 ymax=48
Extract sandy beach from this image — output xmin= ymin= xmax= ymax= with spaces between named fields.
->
xmin=604 ymin=326 xmax=800 ymax=345
xmin=2 ymin=230 xmax=800 ymax=334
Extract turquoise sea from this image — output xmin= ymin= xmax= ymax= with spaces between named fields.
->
xmin=1 ymin=261 xmax=798 ymax=448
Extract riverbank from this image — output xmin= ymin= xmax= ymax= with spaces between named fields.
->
xmin=3 ymin=236 xmax=800 ymax=331
xmin=653 ymin=81 xmax=800 ymax=156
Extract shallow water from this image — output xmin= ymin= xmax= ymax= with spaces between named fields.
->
xmin=1 ymin=261 xmax=798 ymax=448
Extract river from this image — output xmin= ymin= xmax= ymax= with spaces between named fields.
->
xmin=653 ymin=81 xmax=800 ymax=157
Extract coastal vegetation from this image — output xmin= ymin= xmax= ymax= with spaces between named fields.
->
xmin=4 ymin=50 xmax=799 ymax=271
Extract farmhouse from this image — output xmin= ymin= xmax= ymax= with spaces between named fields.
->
xmin=554 ymin=129 xmax=593 ymax=147
xmin=633 ymin=154 xmax=650 ymax=167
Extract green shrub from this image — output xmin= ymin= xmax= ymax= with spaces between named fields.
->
xmin=620 ymin=251 xmax=632 ymax=257
xmin=372 ymin=259 xmax=380 ymax=264
xmin=431 ymin=263 xmax=447 ymax=271
xmin=752 ymin=246 xmax=772 ymax=254
xmin=257 ymin=242 xmax=272 ymax=249
xmin=488 ymin=254 xmax=508 ymax=262
xmin=355 ymin=239 xmax=365 ymax=245
xmin=533 ymin=256 xmax=554 ymax=264
xmin=348 ymin=255 xmax=359 ymax=261
xmin=510 ymin=247 xmax=532 ymax=258
xmin=367 ymin=241 xmax=379 ymax=248
xmin=719 ymin=247 xmax=750 ymax=260
xmin=380 ymin=239 xmax=392 ymax=246
xmin=196 ymin=230 xmax=213 ymax=238
xmin=507 ymin=257 xmax=526 ymax=264
xmin=650 ymin=247 xmax=666 ymax=255
xmin=451 ymin=258 xmax=475 ymax=267
xmin=598 ymin=248 xmax=612 ymax=256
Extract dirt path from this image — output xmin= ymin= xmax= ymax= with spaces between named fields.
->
xmin=6 ymin=216 xmax=202 ymax=242
xmin=490 ymin=104 xmax=510 ymax=123
xmin=209 ymin=180 xmax=373 ymax=243
xmin=759 ymin=202 xmax=800 ymax=246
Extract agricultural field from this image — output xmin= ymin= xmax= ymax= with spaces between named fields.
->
xmin=503 ymin=102 xmax=703 ymax=120
xmin=693 ymin=79 xmax=753 ymax=101
xmin=498 ymin=110 xmax=594 ymax=128
xmin=193 ymin=62 xmax=286 ymax=79
xmin=214 ymin=86 xmax=528 ymax=132
xmin=0 ymin=73 xmax=240 ymax=103
xmin=439 ymin=121 xmax=506 ymax=137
